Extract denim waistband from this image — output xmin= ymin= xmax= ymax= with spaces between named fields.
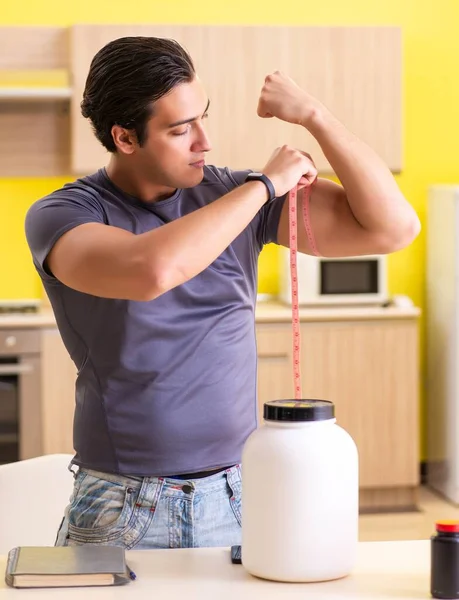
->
xmin=78 ymin=464 xmax=241 ymax=494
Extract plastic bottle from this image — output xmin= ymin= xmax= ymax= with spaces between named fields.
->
xmin=241 ymin=399 xmax=359 ymax=583
xmin=431 ymin=520 xmax=459 ymax=599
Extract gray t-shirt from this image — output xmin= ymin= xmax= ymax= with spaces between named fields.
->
xmin=25 ymin=165 xmax=286 ymax=476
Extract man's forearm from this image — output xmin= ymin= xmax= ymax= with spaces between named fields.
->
xmin=303 ymin=106 xmax=421 ymax=246
xmin=138 ymin=180 xmax=269 ymax=296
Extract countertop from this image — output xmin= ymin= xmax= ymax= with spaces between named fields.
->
xmin=0 ymin=539 xmax=432 ymax=598
xmin=255 ymin=300 xmax=421 ymax=323
xmin=0 ymin=308 xmax=57 ymax=329
xmin=0 ymin=300 xmax=421 ymax=330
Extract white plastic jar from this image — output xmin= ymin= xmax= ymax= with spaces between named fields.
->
xmin=241 ymin=399 xmax=359 ymax=583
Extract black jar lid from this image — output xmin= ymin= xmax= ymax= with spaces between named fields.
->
xmin=263 ymin=399 xmax=335 ymax=422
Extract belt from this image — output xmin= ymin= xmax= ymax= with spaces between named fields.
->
xmin=166 ymin=465 xmax=235 ymax=480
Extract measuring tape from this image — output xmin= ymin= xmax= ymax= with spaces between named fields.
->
xmin=288 ymin=184 xmax=318 ymax=400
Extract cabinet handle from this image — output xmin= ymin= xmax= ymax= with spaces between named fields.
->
xmin=0 ymin=364 xmax=33 ymax=375
xmin=4 ymin=336 xmax=17 ymax=348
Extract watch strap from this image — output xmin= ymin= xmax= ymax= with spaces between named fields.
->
xmin=244 ymin=172 xmax=276 ymax=203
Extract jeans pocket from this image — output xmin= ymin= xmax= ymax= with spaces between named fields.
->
xmin=67 ymin=473 xmax=140 ymax=544
xmin=226 ymin=465 xmax=242 ymax=527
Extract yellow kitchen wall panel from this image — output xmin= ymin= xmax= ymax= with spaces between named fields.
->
xmin=0 ymin=69 xmax=69 ymax=87
xmin=0 ymin=0 xmax=447 ymax=27
xmin=0 ymin=178 xmax=69 ymax=299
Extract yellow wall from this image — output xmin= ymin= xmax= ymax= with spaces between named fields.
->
xmin=2 ymin=0 xmax=459 ymax=455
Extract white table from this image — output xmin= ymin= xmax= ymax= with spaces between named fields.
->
xmin=0 ymin=540 xmax=433 ymax=599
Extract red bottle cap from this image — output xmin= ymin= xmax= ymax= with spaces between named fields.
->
xmin=436 ymin=520 xmax=459 ymax=533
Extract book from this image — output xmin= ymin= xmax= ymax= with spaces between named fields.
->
xmin=4 ymin=545 xmax=135 ymax=588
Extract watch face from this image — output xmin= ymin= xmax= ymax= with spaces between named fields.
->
xmin=250 ymin=172 xmax=263 ymax=177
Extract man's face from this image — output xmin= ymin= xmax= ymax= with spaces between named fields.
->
xmin=134 ymin=76 xmax=212 ymax=190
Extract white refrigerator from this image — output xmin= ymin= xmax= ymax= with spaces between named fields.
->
xmin=427 ymin=184 xmax=459 ymax=503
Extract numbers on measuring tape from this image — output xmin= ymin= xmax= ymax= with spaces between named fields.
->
xmin=289 ymin=185 xmax=313 ymax=400
xmin=289 ymin=187 xmax=302 ymax=400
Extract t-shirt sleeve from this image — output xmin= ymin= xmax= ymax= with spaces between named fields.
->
xmin=25 ymin=192 xmax=105 ymax=280
xmin=225 ymin=168 xmax=287 ymax=248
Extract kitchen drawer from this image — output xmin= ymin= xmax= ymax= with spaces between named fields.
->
xmin=0 ymin=329 xmax=41 ymax=355
xmin=256 ymin=324 xmax=292 ymax=358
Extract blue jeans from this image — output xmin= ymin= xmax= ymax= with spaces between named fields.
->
xmin=55 ymin=465 xmax=242 ymax=549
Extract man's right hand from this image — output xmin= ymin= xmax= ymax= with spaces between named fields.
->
xmin=262 ymin=145 xmax=318 ymax=197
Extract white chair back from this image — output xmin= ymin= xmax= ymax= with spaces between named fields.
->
xmin=0 ymin=454 xmax=74 ymax=554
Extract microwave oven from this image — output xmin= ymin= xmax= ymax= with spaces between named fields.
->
xmin=278 ymin=249 xmax=389 ymax=307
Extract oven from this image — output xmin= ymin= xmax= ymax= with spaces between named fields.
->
xmin=0 ymin=329 xmax=42 ymax=463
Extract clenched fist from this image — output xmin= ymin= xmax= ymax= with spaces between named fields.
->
xmin=257 ymin=71 xmax=323 ymax=127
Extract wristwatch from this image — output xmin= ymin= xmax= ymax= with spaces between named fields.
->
xmin=245 ymin=172 xmax=276 ymax=203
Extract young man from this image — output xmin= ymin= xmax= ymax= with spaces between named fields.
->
xmin=25 ymin=36 xmax=420 ymax=550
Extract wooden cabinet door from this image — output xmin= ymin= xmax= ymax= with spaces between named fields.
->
xmin=41 ymin=328 xmax=77 ymax=454
xmin=70 ymin=24 xmax=401 ymax=174
xmin=299 ymin=319 xmax=419 ymax=489
xmin=256 ymin=324 xmax=293 ymax=420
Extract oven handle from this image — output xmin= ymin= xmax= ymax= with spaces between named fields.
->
xmin=0 ymin=364 xmax=33 ymax=375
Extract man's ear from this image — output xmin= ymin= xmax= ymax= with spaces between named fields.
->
xmin=111 ymin=125 xmax=138 ymax=155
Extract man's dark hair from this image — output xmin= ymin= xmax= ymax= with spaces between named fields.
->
xmin=81 ymin=36 xmax=195 ymax=152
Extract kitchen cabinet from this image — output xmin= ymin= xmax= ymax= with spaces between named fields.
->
xmin=0 ymin=27 xmax=70 ymax=176
xmin=40 ymin=328 xmax=76 ymax=455
xmin=0 ymin=24 xmax=402 ymax=176
xmin=256 ymin=302 xmax=421 ymax=513
xmin=70 ymin=24 xmax=402 ymax=174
